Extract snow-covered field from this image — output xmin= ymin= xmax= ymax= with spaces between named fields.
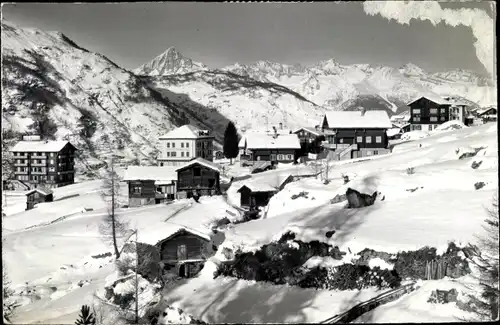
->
xmin=3 ymin=122 xmax=497 ymax=324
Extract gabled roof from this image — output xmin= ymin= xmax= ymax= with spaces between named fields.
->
xmin=175 ymin=157 xmax=221 ymax=173
xmin=239 ymin=133 xmax=301 ymax=150
xmin=293 ymin=127 xmax=323 ymax=136
xmin=146 ymin=225 xmax=213 ymax=247
xmin=237 ymin=173 xmax=293 ymax=193
xmin=159 ymin=125 xmax=213 ymax=139
xmin=323 ymin=110 xmax=392 ymax=129
xmin=406 ymin=94 xmax=448 ymax=106
xmin=477 ymin=107 xmax=497 ymax=116
xmin=25 ymin=187 xmax=53 ymax=196
xmin=123 ymin=166 xmax=177 ymax=183
xmin=9 ymin=140 xmax=76 ymax=153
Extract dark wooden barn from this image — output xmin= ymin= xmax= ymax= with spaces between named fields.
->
xmin=25 ymin=187 xmax=54 ymax=210
xmin=237 ymin=173 xmax=294 ymax=209
xmin=176 ymin=158 xmax=221 ymax=199
xmin=157 ymin=228 xmax=212 ymax=278
xmin=123 ymin=166 xmax=177 ymax=207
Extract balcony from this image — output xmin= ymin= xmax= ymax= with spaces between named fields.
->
xmin=14 ymin=170 xmax=29 ymax=175
xmin=14 ymin=153 xmax=28 ymax=158
xmin=31 ymin=171 xmax=47 ymax=175
xmin=32 ymin=153 xmax=47 ymax=159
xmin=15 ymin=161 xmax=29 ymax=166
xmin=32 ymin=162 xmax=47 ymax=167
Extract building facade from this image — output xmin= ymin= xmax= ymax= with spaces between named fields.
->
xmin=123 ymin=166 xmax=177 ymax=207
xmin=9 ymin=136 xmax=77 ymax=190
xmin=158 ymin=125 xmax=215 ymax=167
xmin=293 ymin=127 xmax=325 ymax=157
xmin=321 ymin=110 xmax=392 ymax=160
xmin=176 ymin=158 xmax=221 ymax=199
xmin=238 ymin=130 xmax=301 ymax=165
xmin=407 ymin=96 xmax=468 ymax=132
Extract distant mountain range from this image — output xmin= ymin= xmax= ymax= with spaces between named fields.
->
xmin=135 ymin=47 xmax=496 ymax=115
xmin=1 ymin=21 xmax=496 ymax=171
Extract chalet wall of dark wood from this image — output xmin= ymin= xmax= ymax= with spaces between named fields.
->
xmin=128 ymin=180 xmax=156 ymax=207
xmin=250 ymin=149 xmax=296 ymax=162
xmin=326 ymin=129 xmax=389 ymax=149
xmin=239 ymin=186 xmax=275 ymax=207
xmin=177 ymin=163 xmax=220 ymax=197
xmin=408 ymin=97 xmax=450 ymax=125
xmin=159 ymin=232 xmax=209 ymax=262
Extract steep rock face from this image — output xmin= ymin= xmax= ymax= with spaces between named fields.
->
xmin=134 ymin=47 xmax=208 ymax=76
xmin=1 ymin=21 xmax=192 ymax=168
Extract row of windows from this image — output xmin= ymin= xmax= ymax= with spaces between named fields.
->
xmin=355 ymin=136 xmax=382 ymax=144
xmin=13 ymin=152 xmax=58 ymax=157
xmin=413 ymin=116 xmax=446 ymax=122
xmin=16 ymin=159 xmax=56 ymax=164
xmin=166 ymin=151 xmax=190 ymax=157
xmin=411 ymin=124 xmax=440 ymax=131
xmin=17 ymin=174 xmax=71 ymax=181
xmin=17 ymin=166 xmax=58 ymax=172
xmin=166 ymin=142 xmax=190 ymax=148
xmin=412 ymin=108 xmax=447 ymax=115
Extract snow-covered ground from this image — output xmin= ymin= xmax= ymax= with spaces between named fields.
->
xmin=3 ymin=122 xmax=497 ymax=324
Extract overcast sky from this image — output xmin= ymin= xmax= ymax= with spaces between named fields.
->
xmin=2 ymin=2 xmax=494 ymax=74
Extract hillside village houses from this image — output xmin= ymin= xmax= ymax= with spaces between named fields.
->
xmin=8 ymin=135 xmax=77 ymax=190
xmin=320 ymin=110 xmax=392 ymax=160
xmin=407 ymin=95 xmax=470 ymax=131
xmin=157 ymin=125 xmax=215 ymax=167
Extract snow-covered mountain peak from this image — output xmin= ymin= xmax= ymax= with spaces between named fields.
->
xmin=399 ymin=63 xmax=426 ymax=76
xmin=134 ymin=46 xmax=208 ymax=76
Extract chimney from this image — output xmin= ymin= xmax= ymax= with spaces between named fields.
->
xmin=360 ymin=108 xmax=366 ymax=116
xmin=315 ymin=125 xmax=320 ymax=131
xmin=279 ymin=122 xmax=283 ymax=130
xmin=272 ymin=126 xmax=278 ymax=139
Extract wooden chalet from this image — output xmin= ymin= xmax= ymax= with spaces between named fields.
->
xmin=476 ymin=107 xmax=497 ymax=123
xmin=176 ymin=158 xmax=221 ymax=199
xmin=123 ymin=166 xmax=177 ymax=207
xmin=321 ymin=110 xmax=392 ymax=160
xmin=156 ymin=227 xmax=214 ymax=278
xmin=9 ymin=135 xmax=77 ymax=190
xmin=407 ymin=95 xmax=468 ymax=132
xmin=237 ymin=173 xmax=294 ymax=208
xmin=293 ymin=127 xmax=325 ymax=157
xmin=238 ymin=128 xmax=301 ymax=166
xmin=25 ymin=187 xmax=54 ymax=210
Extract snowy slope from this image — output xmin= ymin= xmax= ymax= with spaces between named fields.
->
xmin=134 ymin=47 xmax=208 ymax=76
xmin=1 ymin=21 xmax=189 ymax=165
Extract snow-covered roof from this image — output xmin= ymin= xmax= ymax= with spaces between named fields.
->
xmin=123 ymin=166 xmax=177 ymax=182
xmin=9 ymin=140 xmax=75 ymax=153
xmin=141 ymin=224 xmax=213 ymax=247
xmin=159 ymin=125 xmax=213 ymax=139
xmin=239 ymin=133 xmax=301 ymax=150
xmin=386 ymin=128 xmax=402 ymax=137
xmin=407 ymin=94 xmax=448 ymax=106
xmin=323 ymin=110 xmax=392 ymax=129
xmin=293 ymin=127 xmax=323 ymax=136
xmin=25 ymin=187 xmax=53 ymax=196
xmin=175 ymin=158 xmax=221 ymax=172
xmin=237 ymin=173 xmax=293 ymax=193
xmin=477 ymin=107 xmax=497 ymax=116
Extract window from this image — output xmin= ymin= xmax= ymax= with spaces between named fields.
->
xmin=186 ymin=151 xmax=190 ymax=157
xmin=186 ymin=142 xmax=189 ymax=148
xmin=171 ymin=152 xmax=177 ymax=157
xmin=339 ymin=138 xmax=344 ymax=144
xmin=156 ymin=187 xmax=163 ymax=193
xmin=49 ymin=159 xmax=54 ymax=164
xmin=356 ymin=136 xmax=363 ymax=143
xmin=193 ymin=167 xmax=201 ymax=177
xmin=50 ymin=153 xmax=55 ymax=157
xmin=167 ymin=152 xmax=171 ymax=157
xmin=287 ymin=154 xmax=293 ymax=160
xmin=181 ymin=142 xmax=184 ymax=148
xmin=440 ymin=116 xmax=446 ymax=121
xmin=133 ymin=186 xmax=141 ymax=194
xmin=375 ymin=136 xmax=382 ymax=143
xmin=49 ymin=175 xmax=55 ymax=181
xmin=366 ymin=151 xmax=373 ymax=156
xmin=430 ymin=116 xmax=438 ymax=122
xmin=167 ymin=143 xmax=170 ymax=148
xmin=413 ymin=117 xmax=420 ymax=122
xmin=277 ymin=154 xmax=283 ymax=160
xmin=181 ymin=152 xmax=184 ymax=157
xmin=172 ymin=142 xmax=175 ymax=148
xmin=49 ymin=167 xmax=55 ymax=172
xmin=428 ymin=125 xmax=432 ymax=131
xmin=365 ymin=136 xmax=372 ymax=143
xmin=413 ymin=109 xmax=421 ymax=114
xmin=430 ymin=108 xmax=438 ymax=114
xmin=373 ymin=150 xmax=379 ymax=155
